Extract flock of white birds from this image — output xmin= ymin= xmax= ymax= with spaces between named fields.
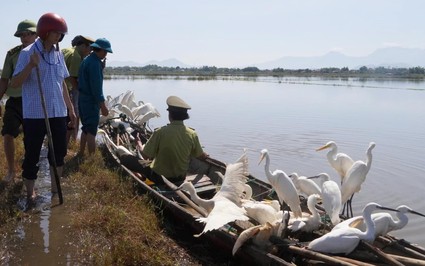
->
xmin=180 ymin=143 xmax=425 ymax=256
xmin=99 ymin=92 xmax=425 ymax=256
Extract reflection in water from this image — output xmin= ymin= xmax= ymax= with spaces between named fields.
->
xmin=40 ymin=203 xmax=51 ymax=253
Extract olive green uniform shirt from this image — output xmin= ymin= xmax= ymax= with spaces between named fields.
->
xmin=143 ymin=120 xmax=204 ymax=178
xmin=1 ymin=45 xmax=23 ymax=97
xmin=62 ymin=47 xmax=82 ymax=90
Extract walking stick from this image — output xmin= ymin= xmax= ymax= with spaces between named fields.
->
xmin=35 ymin=66 xmax=64 ymax=204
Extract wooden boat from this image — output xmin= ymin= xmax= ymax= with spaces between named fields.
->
xmin=98 ymin=115 xmax=425 ymax=266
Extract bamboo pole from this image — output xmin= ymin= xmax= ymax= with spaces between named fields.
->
xmin=360 ymin=241 xmax=404 ymax=266
xmin=286 ymin=245 xmax=357 ymax=266
xmin=376 ymin=236 xmax=425 ymax=260
xmin=161 ymin=175 xmax=209 ymax=217
xmin=389 ymin=254 xmax=425 ymax=266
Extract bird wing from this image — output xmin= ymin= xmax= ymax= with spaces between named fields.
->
xmin=322 ymin=181 xmax=342 ymax=225
xmin=298 ymin=178 xmax=322 ymax=196
xmin=232 ymin=225 xmax=262 ymax=255
xmin=333 ymin=153 xmax=354 ymax=178
xmin=308 ymin=229 xmax=360 ymax=255
xmin=341 ymin=161 xmax=368 ymax=203
xmin=218 ymin=151 xmax=249 ymax=205
xmin=272 ymin=171 xmax=302 ymax=218
xmin=195 ymin=198 xmax=249 ymax=237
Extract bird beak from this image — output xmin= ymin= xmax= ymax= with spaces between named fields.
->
xmin=258 ymin=154 xmax=265 ymax=165
xmin=409 ymin=210 xmax=425 ymax=217
xmin=315 ymin=144 xmax=329 ymax=151
xmin=307 ymin=175 xmax=319 ymax=179
xmin=378 ymin=206 xmax=400 ymax=212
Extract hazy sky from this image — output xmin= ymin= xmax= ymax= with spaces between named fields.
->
xmin=1 ymin=0 xmax=424 ymax=67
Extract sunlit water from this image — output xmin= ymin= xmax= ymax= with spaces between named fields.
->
xmin=105 ymin=76 xmax=425 ymax=246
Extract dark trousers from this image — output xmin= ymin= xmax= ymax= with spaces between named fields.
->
xmin=22 ymin=117 xmax=67 ymax=180
xmin=119 ymin=154 xmax=185 ymax=186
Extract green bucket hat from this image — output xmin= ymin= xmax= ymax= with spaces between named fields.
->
xmin=90 ymin=38 xmax=113 ymax=53
xmin=14 ymin=20 xmax=36 ymax=37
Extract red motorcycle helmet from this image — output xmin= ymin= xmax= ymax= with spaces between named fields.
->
xmin=36 ymin=13 xmax=68 ymax=42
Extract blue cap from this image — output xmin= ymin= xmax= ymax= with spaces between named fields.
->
xmin=90 ymin=38 xmax=113 ymax=53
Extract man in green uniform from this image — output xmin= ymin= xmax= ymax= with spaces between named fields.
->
xmin=0 ymin=20 xmax=37 ymax=182
xmin=62 ymin=35 xmax=95 ymax=144
xmin=141 ymin=95 xmax=209 ymax=185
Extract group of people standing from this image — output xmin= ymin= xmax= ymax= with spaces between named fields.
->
xmin=0 ymin=13 xmax=113 ymax=201
xmin=1 ymin=13 xmax=209 ymax=203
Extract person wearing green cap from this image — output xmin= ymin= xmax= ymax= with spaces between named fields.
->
xmin=138 ymin=96 xmax=209 ymax=186
xmin=0 ymin=19 xmax=37 ymax=183
xmin=78 ymin=38 xmax=112 ymax=156
xmin=62 ymin=35 xmax=95 ymax=145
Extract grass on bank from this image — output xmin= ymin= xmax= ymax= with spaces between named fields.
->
xmin=0 ymin=130 xmax=202 ymax=265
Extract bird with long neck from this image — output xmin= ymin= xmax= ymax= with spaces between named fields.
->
xmin=308 ymin=202 xmax=399 ymax=255
xmin=259 ymin=149 xmax=302 ymax=218
xmin=341 ymin=142 xmax=376 ymax=217
xmin=308 ymin=173 xmax=342 ymax=226
xmin=177 ymin=151 xmax=250 ymax=236
xmin=333 ymin=205 xmax=425 ymax=238
xmin=316 ymin=141 xmax=354 ymax=185
xmin=288 ymin=194 xmax=322 ymax=232
xmin=289 ymin=172 xmax=322 ymax=197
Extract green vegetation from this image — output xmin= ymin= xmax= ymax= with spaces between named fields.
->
xmin=104 ymin=65 xmax=425 ymax=79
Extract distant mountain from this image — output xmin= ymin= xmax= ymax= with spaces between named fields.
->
xmin=254 ymin=47 xmax=425 ymax=70
xmin=108 ymin=58 xmax=191 ymax=68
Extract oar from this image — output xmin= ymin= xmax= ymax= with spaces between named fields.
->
xmin=35 ymin=66 xmax=63 ymax=204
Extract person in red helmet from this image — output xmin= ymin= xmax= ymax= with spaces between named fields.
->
xmin=10 ymin=13 xmax=76 ymax=202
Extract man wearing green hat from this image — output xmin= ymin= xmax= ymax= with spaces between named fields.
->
xmin=140 ymin=95 xmax=209 ymax=185
xmin=62 ymin=35 xmax=95 ymax=145
xmin=78 ymin=38 xmax=112 ymax=156
xmin=0 ymin=20 xmax=37 ymax=183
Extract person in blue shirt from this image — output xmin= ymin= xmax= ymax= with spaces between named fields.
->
xmin=10 ymin=13 xmax=76 ymax=200
xmin=78 ymin=38 xmax=112 ymax=156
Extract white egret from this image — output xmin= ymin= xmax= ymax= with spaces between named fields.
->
xmin=242 ymin=199 xmax=282 ymax=225
xmin=289 ymin=173 xmax=322 ymax=197
xmin=133 ymin=102 xmax=161 ymax=121
xmin=333 ymin=205 xmax=425 ymax=238
xmin=316 ymin=141 xmax=354 ymax=184
xmin=341 ymin=142 xmax=376 ymax=217
xmin=113 ymin=103 xmax=134 ymax=120
xmin=308 ymin=173 xmax=342 ymax=226
xmin=97 ymin=129 xmax=134 ymax=157
xmin=288 ymin=194 xmax=322 ymax=232
xmin=232 ymin=211 xmax=289 ymax=255
xmin=177 ymin=152 xmax=250 ymax=236
xmin=259 ymin=149 xmax=302 ymax=218
xmin=232 ymin=222 xmax=275 ymax=255
xmin=308 ymin=202 xmax=398 ymax=255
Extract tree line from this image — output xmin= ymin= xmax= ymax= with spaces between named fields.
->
xmin=103 ymin=65 xmax=425 ymax=79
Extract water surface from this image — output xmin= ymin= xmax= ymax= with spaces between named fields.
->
xmin=104 ymin=76 xmax=425 ymax=246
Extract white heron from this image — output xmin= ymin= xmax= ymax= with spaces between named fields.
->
xmin=333 ymin=205 xmax=425 ymax=238
xmin=288 ymin=194 xmax=322 ymax=233
xmin=177 ymin=152 xmax=250 ymax=236
xmin=232 ymin=211 xmax=289 ymax=255
xmin=289 ymin=173 xmax=322 ymax=197
xmin=316 ymin=141 xmax=354 ymax=184
xmin=308 ymin=173 xmax=342 ymax=226
xmin=259 ymin=149 xmax=302 ymax=218
xmin=242 ymin=199 xmax=283 ymax=225
xmin=97 ymin=129 xmax=134 ymax=157
xmin=341 ymin=142 xmax=376 ymax=217
xmin=308 ymin=202 xmax=399 ymax=255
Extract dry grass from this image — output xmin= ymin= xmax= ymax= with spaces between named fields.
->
xmin=65 ymin=148 xmax=202 ymax=265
